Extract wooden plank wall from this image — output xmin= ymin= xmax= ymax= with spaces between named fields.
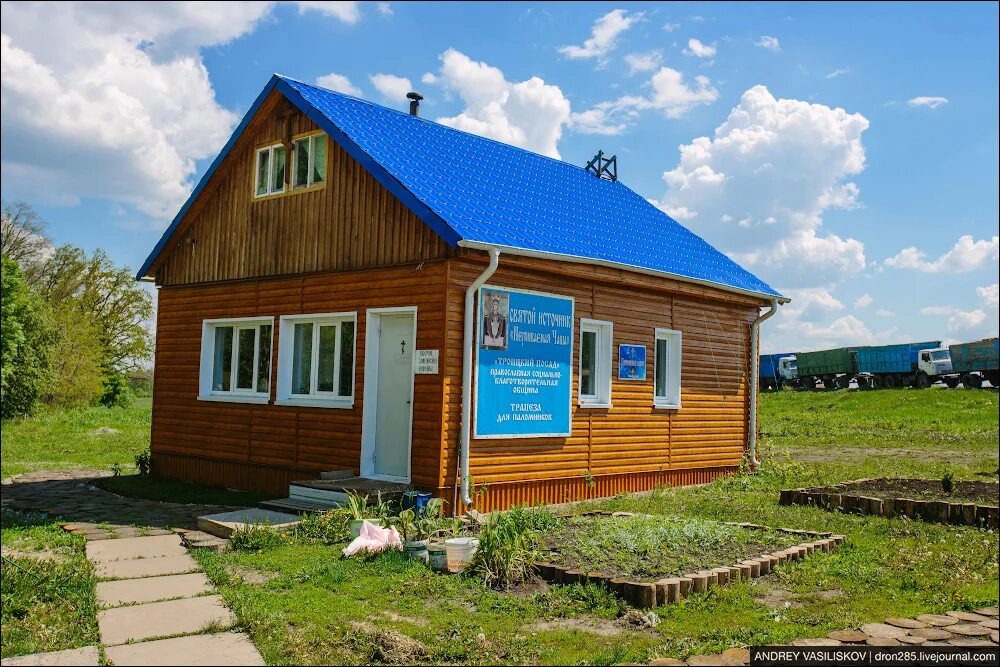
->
xmin=151 ymin=262 xmax=449 ymax=494
xmin=439 ymin=253 xmax=759 ymax=511
xmin=153 ymin=90 xmax=451 ymax=286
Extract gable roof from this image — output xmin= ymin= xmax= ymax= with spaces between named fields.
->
xmin=138 ymin=74 xmax=784 ymax=302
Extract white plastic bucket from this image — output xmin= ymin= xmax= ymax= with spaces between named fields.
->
xmin=445 ymin=537 xmax=479 ymax=573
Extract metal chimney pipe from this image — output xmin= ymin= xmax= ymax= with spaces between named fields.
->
xmin=406 ymin=91 xmax=423 ymax=116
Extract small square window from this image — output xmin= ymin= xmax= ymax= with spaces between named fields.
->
xmin=292 ymin=134 xmax=327 ymax=189
xmin=200 ymin=318 xmax=274 ymax=403
xmin=277 ymin=313 xmax=357 ymax=408
xmin=254 ymin=144 xmax=286 ymax=197
xmin=579 ymin=319 xmax=613 ymax=407
xmin=654 ymin=328 xmax=682 ymax=409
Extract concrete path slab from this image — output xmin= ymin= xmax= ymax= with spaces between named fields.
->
xmin=94 ymin=553 xmax=200 ymax=580
xmin=85 ymin=534 xmax=185 ymax=562
xmin=197 ymin=508 xmax=300 ymax=538
xmin=96 ymin=572 xmax=213 ymax=607
xmin=0 ymin=646 xmax=99 ymax=666
xmin=98 ymin=594 xmax=233 ymax=646
xmin=103 ymin=632 xmax=264 ymax=666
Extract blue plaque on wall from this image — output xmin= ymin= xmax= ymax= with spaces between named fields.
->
xmin=618 ymin=344 xmax=647 ymax=380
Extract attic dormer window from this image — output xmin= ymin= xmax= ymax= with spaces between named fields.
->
xmin=254 ymin=143 xmax=286 ymax=197
xmin=293 ymin=133 xmax=327 ymax=189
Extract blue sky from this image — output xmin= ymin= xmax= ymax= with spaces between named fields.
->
xmin=2 ymin=1 xmax=997 ymax=352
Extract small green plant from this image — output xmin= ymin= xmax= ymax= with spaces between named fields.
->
xmin=582 ymin=470 xmax=596 ymax=489
xmin=297 ymin=508 xmax=352 ymax=544
xmin=134 ymin=449 xmax=151 ymax=477
xmin=345 ymin=491 xmax=369 ymax=521
xmin=941 ymin=471 xmax=955 ymax=494
xmin=228 ymin=523 xmax=283 ymax=553
xmin=470 ymin=506 xmax=549 ymax=589
xmin=397 ymin=508 xmax=418 ymax=543
xmin=110 ymin=462 xmax=123 ymax=477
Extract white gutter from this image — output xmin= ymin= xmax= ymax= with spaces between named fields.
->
xmin=458 ymin=240 xmax=790 ymax=305
xmin=460 ymin=248 xmax=501 ymax=507
xmin=748 ymin=299 xmax=780 ymax=469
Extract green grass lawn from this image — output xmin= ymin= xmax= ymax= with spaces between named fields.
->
xmin=191 ymin=388 xmax=998 ymax=665
xmin=1 ymin=398 xmax=152 ymax=480
xmin=0 ymin=510 xmax=99 ymax=658
xmin=1 ymin=388 xmax=997 ymax=664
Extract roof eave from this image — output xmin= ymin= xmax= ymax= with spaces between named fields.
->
xmin=457 ymin=240 xmax=789 ymax=305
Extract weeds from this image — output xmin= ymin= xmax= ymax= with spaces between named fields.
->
xmin=470 ymin=506 xmax=552 ymax=589
xmin=227 ymin=523 xmax=284 ymax=553
xmin=296 ymin=508 xmax=352 ymax=544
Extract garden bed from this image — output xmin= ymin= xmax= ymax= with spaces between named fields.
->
xmin=535 ymin=512 xmax=843 ymax=609
xmin=780 ymin=478 xmax=1000 ymax=528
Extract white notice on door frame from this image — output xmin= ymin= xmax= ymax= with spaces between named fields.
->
xmin=415 ymin=349 xmax=439 ymax=374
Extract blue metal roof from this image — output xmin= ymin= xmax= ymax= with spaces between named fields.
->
xmin=139 ymin=74 xmax=782 ymax=300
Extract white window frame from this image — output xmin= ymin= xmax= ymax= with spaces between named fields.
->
xmin=276 ymin=312 xmax=357 ymax=409
xmin=254 ymin=143 xmax=286 ymax=198
xmin=654 ymin=328 xmax=682 ymax=410
xmin=292 ymin=133 xmax=327 ymax=189
xmin=579 ymin=318 xmax=613 ymax=408
xmin=198 ymin=317 xmax=274 ymax=404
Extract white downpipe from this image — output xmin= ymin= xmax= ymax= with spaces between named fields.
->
xmin=460 ymin=248 xmax=501 ymax=507
xmin=748 ymin=299 xmax=780 ymax=470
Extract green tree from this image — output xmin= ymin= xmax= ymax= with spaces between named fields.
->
xmin=32 ymin=246 xmax=152 ymax=373
xmin=44 ymin=304 xmax=105 ymax=407
xmin=1 ymin=254 xmax=55 ymax=418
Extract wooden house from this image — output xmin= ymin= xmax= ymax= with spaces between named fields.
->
xmin=137 ymin=75 xmax=787 ymax=512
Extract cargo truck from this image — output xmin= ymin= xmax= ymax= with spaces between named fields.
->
xmin=759 ymin=352 xmax=797 ymax=390
xmin=854 ymin=341 xmax=942 ymax=389
xmin=947 ymin=337 xmax=999 ymax=388
xmin=795 ymin=346 xmax=864 ymax=390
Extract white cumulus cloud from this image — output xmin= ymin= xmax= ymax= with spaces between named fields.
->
xmin=875 ymin=308 xmax=894 ymax=317
xmin=431 ymin=49 xmax=571 ymax=159
xmin=884 ymin=235 xmax=999 ymax=273
xmin=908 ymin=96 xmax=948 ymax=109
xmin=754 ymin=36 xmax=780 ymax=52
xmin=683 ymin=38 xmax=716 ymax=58
xmin=977 ymin=283 xmax=999 ymax=308
xmin=369 ymin=73 xmax=413 ymax=102
xmin=296 ymin=1 xmax=361 ymax=24
xmin=854 ymin=293 xmax=873 ymax=308
xmin=559 ymin=9 xmax=642 ymax=62
xmin=316 ymin=72 xmax=362 ymax=96
xmin=625 ymin=50 xmax=663 ymax=74
xmin=948 ymin=309 xmax=987 ymax=332
xmin=825 ymin=68 xmax=850 ymax=79
xmin=657 ymin=85 xmax=870 ymax=286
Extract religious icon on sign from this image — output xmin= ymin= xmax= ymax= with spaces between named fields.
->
xmin=480 ymin=290 xmax=509 ymax=350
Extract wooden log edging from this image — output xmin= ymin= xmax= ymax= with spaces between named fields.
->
xmin=533 ymin=533 xmax=845 ymax=610
xmin=779 ymin=479 xmax=999 ymax=529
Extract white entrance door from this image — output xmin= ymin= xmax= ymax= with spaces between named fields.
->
xmin=372 ymin=313 xmax=414 ymax=480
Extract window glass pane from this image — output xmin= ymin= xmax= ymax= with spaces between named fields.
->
xmin=294 ymin=139 xmax=309 ymax=188
xmin=213 ymin=327 xmax=233 ymax=391
xmin=339 ymin=320 xmax=355 ymax=396
xmin=257 ymin=324 xmax=272 ymax=393
xmin=581 ymin=330 xmax=596 ymax=396
xmin=312 ymin=135 xmax=326 ymax=184
xmin=292 ymin=323 xmax=313 ymax=394
xmin=255 ymin=151 xmax=269 ymax=196
xmin=272 ymin=146 xmax=286 ymax=192
xmin=235 ymin=328 xmax=256 ymax=390
xmin=317 ymin=325 xmax=337 ymax=392
xmin=655 ymin=338 xmax=667 ymax=398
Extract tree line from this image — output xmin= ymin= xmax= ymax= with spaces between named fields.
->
xmin=1 ymin=200 xmax=153 ymax=419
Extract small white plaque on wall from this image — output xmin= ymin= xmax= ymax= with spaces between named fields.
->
xmin=415 ymin=349 xmax=439 ymax=374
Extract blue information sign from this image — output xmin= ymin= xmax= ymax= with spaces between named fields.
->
xmin=618 ymin=344 xmax=647 ymax=381
xmin=474 ymin=286 xmax=574 ymax=438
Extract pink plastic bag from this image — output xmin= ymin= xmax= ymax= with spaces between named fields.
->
xmin=342 ymin=520 xmax=402 ymax=557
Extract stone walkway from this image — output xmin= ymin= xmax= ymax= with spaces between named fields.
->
xmin=646 ymin=607 xmax=1000 ymax=665
xmin=2 ymin=470 xmax=262 ymax=665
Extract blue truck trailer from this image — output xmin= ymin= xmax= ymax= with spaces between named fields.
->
xmin=854 ymin=341 xmax=942 ymax=389
xmin=948 ymin=338 xmax=1000 ymax=388
xmin=759 ymin=352 xmax=795 ymax=390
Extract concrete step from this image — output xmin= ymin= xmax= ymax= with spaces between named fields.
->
xmin=258 ymin=497 xmax=342 ymax=514
xmin=196 ymin=508 xmax=301 ymax=538
xmin=288 ymin=483 xmax=349 ymax=505
xmin=103 ymin=632 xmax=264 ymax=666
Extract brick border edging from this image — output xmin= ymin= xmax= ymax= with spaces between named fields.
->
xmin=534 ymin=511 xmax=845 ymax=609
xmin=779 ymin=478 xmax=1000 ymax=529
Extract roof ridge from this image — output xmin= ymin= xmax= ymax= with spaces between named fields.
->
xmin=277 ymin=74 xmax=598 ymax=178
